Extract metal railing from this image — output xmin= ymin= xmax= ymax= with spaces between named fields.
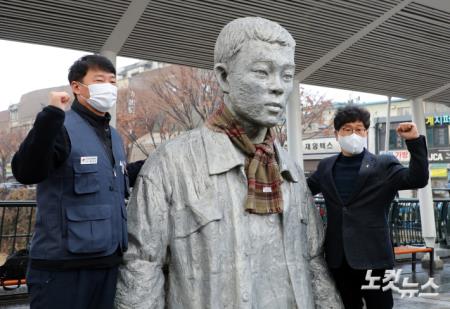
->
xmin=0 ymin=201 xmax=35 ymax=256
xmin=315 ymin=198 xmax=450 ymax=247
xmin=0 ymin=198 xmax=448 ymax=258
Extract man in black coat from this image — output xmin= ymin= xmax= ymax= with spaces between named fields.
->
xmin=307 ymin=105 xmax=429 ymax=309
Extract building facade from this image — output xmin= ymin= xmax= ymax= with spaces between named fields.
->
xmin=374 ymin=101 xmax=450 ymax=196
xmin=302 ymin=99 xmax=450 ymax=196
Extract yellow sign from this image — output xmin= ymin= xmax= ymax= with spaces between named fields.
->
xmin=426 ymin=115 xmax=450 ymax=126
xmin=431 ymin=167 xmax=448 ymax=178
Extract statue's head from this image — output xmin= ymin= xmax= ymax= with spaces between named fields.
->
xmin=214 ymin=17 xmax=296 ymax=128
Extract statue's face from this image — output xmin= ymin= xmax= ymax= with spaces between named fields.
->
xmin=226 ymin=40 xmax=295 ymax=128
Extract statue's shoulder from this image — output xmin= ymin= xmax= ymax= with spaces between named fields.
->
xmin=157 ymin=128 xmax=202 ymax=154
xmin=139 ymin=128 xmax=204 ymax=176
xmin=149 ymin=129 xmax=201 ymax=161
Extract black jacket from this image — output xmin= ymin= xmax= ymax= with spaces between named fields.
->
xmin=307 ymin=136 xmax=429 ymax=270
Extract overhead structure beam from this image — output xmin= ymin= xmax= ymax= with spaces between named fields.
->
xmin=3 ymin=1 xmax=450 ymax=103
xmin=295 ymin=0 xmax=413 ymax=82
xmin=100 ymin=0 xmax=151 ymax=127
xmin=416 ymin=82 xmax=450 ymax=101
xmin=288 ymin=0 xmax=412 ymax=166
xmin=100 ymin=0 xmax=151 ymax=55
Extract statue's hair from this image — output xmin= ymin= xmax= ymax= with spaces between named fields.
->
xmin=214 ymin=17 xmax=295 ymax=65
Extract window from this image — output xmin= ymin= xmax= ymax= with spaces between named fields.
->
xmin=377 ymin=123 xmax=406 ymax=151
xmin=396 ymin=107 xmax=411 ymax=116
xmin=427 ymin=126 xmax=449 ymax=147
xmin=9 ymin=104 xmax=18 ymax=122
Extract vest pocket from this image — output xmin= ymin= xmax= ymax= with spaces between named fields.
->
xmin=65 ymin=205 xmax=112 ymax=254
xmin=73 ymin=161 xmax=100 ymax=194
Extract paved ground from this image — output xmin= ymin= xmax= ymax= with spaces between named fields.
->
xmin=0 ymin=286 xmax=27 ymax=309
xmin=394 ymin=294 xmax=450 ymax=309
xmin=390 ymin=256 xmax=450 ymax=309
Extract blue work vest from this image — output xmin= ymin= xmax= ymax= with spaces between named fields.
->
xmin=31 ymin=110 xmax=128 ymax=260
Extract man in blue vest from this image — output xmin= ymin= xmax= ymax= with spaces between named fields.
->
xmin=12 ymin=55 xmax=142 ymax=309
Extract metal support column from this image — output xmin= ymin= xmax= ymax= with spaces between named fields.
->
xmin=368 ymin=124 xmax=376 ymax=153
xmin=384 ymin=96 xmax=392 ymax=152
xmin=287 ymin=78 xmax=303 ymax=168
xmin=411 ymin=98 xmax=436 ymax=248
xmin=100 ymin=50 xmax=117 ymax=127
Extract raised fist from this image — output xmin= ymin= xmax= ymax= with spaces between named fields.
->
xmin=396 ymin=122 xmax=420 ymax=140
xmin=49 ymin=91 xmax=71 ymax=111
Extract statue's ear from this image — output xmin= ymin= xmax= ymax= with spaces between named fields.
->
xmin=214 ymin=63 xmax=230 ymax=94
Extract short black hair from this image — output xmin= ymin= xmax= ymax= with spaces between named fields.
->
xmin=333 ymin=105 xmax=371 ymax=130
xmin=68 ymin=54 xmax=116 ymax=83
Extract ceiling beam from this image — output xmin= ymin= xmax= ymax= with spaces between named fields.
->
xmin=416 ymin=82 xmax=450 ymax=101
xmin=100 ymin=0 xmax=151 ymax=54
xmin=295 ymin=0 xmax=413 ymax=82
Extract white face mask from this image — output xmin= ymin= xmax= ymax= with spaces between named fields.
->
xmin=338 ymin=133 xmax=367 ymax=155
xmin=79 ymin=82 xmax=117 ymax=113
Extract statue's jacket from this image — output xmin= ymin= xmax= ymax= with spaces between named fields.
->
xmin=115 ymin=125 xmax=343 ymax=309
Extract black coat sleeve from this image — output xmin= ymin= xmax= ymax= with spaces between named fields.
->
xmin=12 ymin=106 xmax=70 ymax=184
xmin=126 ymin=160 xmax=145 ymax=188
xmin=307 ymin=161 xmax=323 ymax=196
xmin=386 ymin=135 xmax=429 ymax=190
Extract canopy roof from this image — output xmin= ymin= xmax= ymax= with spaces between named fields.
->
xmin=1 ymin=0 xmax=450 ymax=103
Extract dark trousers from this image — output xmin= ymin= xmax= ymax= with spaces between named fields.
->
xmin=330 ymin=259 xmax=393 ymax=309
xmin=27 ymin=266 xmax=119 ymax=309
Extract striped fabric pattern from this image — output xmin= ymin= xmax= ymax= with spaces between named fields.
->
xmin=206 ymin=103 xmax=283 ymax=214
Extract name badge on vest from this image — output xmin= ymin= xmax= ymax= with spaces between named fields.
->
xmin=80 ymin=156 xmax=98 ymax=165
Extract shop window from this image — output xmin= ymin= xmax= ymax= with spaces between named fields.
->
xmin=426 ymin=126 xmax=449 ymax=147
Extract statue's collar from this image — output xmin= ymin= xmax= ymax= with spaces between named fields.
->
xmin=200 ymin=125 xmax=298 ymax=183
